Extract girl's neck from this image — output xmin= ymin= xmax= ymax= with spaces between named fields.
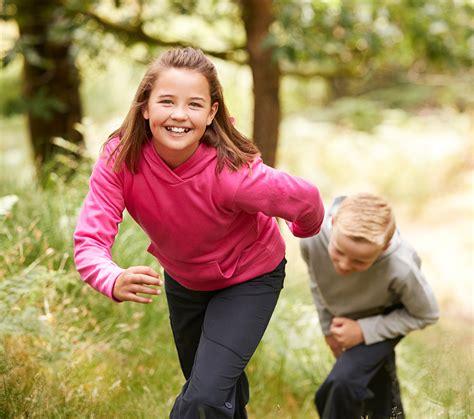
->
xmin=152 ymin=139 xmax=200 ymax=169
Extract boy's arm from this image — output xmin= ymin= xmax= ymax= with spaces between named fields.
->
xmin=300 ymin=240 xmax=333 ymax=336
xmin=357 ymin=269 xmax=439 ymax=345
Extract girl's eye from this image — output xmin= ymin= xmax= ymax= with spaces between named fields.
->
xmin=159 ymin=99 xmax=173 ymax=105
xmin=189 ymin=102 xmax=202 ymax=108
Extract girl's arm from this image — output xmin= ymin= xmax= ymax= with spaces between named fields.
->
xmin=73 ymin=146 xmax=127 ymax=300
xmin=231 ymin=159 xmax=325 ymax=237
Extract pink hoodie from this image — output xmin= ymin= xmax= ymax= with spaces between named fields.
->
xmin=74 ymin=138 xmax=324 ymax=299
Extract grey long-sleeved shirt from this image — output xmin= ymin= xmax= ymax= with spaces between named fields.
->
xmin=300 ymin=197 xmax=439 ymax=345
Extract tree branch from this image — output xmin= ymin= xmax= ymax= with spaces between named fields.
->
xmin=78 ymin=9 xmax=248 ymax=64
xmin=280 ymin=62 xmax=360 ymax=80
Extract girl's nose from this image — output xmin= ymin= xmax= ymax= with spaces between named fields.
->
xmin=171 ymin=108 xmax=188 ymax=120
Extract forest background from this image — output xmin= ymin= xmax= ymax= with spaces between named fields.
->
xmin=1 ymin=0 xmax=473 ymax=417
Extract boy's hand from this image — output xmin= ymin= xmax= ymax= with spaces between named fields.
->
xmin=325 ymin=335 xmax=344 ymax=358
xmin=113 ymin=266 xmax=162 ymax=303
xmin=330 ymin=317 xmax=364 ymax=350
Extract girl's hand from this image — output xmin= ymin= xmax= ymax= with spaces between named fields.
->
xmin=113 ymin=266 xmax=162 ymax=303
xmin=330 ymin=317 xmax=364 ymax=350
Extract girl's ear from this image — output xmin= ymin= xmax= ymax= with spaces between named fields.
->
xmin=142 ymin=107 xmax=149 ymax=120
xmin=207 ymin=102 xmax=219 ymax=126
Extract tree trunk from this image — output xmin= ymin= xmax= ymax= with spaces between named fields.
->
xmin=15 ymin=0 xmax=84 ymax=181
xmin=239 ymin=0 xmax=280 ymax=167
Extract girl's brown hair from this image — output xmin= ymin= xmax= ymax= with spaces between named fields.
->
xmin=106 ymin=47 xmax=260 ymax=173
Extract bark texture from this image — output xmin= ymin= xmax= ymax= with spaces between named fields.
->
xmin=16 ymin=0 xmax=84 ymax=179
xmin=240 ymin=0 xmax=280 ymax=167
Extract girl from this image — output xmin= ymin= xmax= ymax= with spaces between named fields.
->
xmin=74 ymin=47 xmax=324 ymax=418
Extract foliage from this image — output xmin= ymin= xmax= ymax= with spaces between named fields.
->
xmin=272 ymin=0 xmax=474 ymax=95
xmin=2 ymin=0 xmax=472 ymax=175
xmin=1 ymin=147 xmax=473 ymax=416
xmin=279 ymin=72 xmax=474 ymax=134
xmin=0 ymin=263 xmax=472 ymax=418
xmin=4 ymin=0 xmax=472 ymax=116
xmin=2 ymin=0 xmax=82 ymax=120
xmin=0 ymin=267 xmax=179 ymax=417
xmin=0 ymin=6 xmax=472 ymax=413
xmin=0 ymin=172 xmax=178 ymax=417
xmin=0 ymin=59 xmax=22 ymax=117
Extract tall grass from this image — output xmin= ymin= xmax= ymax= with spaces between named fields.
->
xmin=1 ymin=169 xmax=472 ymax=418
xmin=0 ymin=172 xmax=180 ymax=417
xmin=1 ymin=61 xmax=473 ymax=417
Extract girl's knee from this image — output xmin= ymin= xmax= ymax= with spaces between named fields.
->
xmin=184 ymin=379 xmax=233 ymax=410
xmin=178 ymin=391 xmax=234 ymax=419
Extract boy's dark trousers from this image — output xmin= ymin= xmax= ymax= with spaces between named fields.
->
xmin=316 ymin=338 xmax=405 ymax=419
xmin=164 ymin=258 xmax=286 ymax=419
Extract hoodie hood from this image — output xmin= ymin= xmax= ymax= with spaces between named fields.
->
xmin=142 ymin=139 xmax=218 ymax=184
xmin=322 ymin=196 xmax=401 ymax=261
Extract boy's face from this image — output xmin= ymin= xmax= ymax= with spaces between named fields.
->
xmin=328 ymin=224 xmax=384 ymax=276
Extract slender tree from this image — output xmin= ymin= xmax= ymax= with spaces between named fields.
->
xmin=7 ymin=0 xmax=84 ymax=181
xmin=239 ymin=0 xmax=280 ymax=166
xmin=2 ymin=0 xmax=471 ymax=177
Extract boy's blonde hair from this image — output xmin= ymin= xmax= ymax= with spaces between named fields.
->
xmin=333 ymin=193 xmax=396 ymax=248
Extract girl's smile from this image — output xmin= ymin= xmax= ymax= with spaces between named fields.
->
xmin=142 ymin=68 xmax=218 ymax=169
xmin=165 ymin=126 xmax=191 ymax=134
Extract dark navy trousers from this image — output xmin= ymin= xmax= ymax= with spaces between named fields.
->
xmin=316 ymin=337 xmax=405 ymax=419
xmin=164 ymin=258 xmax=286 ymax=419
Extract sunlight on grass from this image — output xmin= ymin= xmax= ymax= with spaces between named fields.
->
xmin=278 ymin=110 xmax=473 ymax=320
xmin=0 ymin=57 xmax=473 ymax=416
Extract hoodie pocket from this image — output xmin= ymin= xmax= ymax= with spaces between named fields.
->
xmin=148 ymin=240 xmax=271 ymax=282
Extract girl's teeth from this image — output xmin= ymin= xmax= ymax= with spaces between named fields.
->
xmin=167 ymin=127 xmax=188 ymax=133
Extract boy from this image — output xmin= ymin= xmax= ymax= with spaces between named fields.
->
xmin=300 ymin=193 xmax=439 ymax=418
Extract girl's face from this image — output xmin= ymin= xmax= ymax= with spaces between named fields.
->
xmin=143 ymin=68 xmax=218 ymax=168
